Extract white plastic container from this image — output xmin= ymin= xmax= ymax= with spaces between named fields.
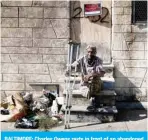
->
xmin=56 ymin=97 xmax=64 ymax=105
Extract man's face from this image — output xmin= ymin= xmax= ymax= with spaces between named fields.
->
xmin=87 ymin=48 xmax=96 ymax=59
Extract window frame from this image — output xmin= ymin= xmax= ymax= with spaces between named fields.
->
xmin=132 ymin=1 xmax=147 ymax=24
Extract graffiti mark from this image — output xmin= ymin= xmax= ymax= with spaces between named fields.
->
xmin=100 ymin=7 xmax=109 ymax=23
xmin=72 ymin=7 xmax=82 ymax=18
xmin=90 ymin=15 xmax=101 ymax=23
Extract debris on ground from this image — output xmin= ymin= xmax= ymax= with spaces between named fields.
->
xmin=0 ymin=90 xmax=64 ymax=129
xmin=14 ymin=117 xmax=39 ymax=129
xmin=0 ymin=108 xmax=9 ymax=115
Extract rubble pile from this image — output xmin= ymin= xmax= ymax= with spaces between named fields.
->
xmin=0 ymin=90 xmax=64 ymax=129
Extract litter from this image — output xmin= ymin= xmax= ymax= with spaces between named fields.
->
xmin=14 ymin=117 xmax=39 ymax=129
xmin=0 ymin=108 xmax=9 ymax=115
xmin=1 ymin=89 xmax=63 ymax=129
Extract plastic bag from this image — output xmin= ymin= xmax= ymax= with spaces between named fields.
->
xmin=30 ymin=92 xmax=56 ymax=112
xmin=0 ymin=93 xmax=27 ymax=122
xmin=14 ymin=117 xmax=39 ymax=129
xmin=80 ymin=86 xmax=89 ymax=98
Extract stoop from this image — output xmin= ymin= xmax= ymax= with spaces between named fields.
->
xmin=62 ymin=64 xmax=118 ymax=123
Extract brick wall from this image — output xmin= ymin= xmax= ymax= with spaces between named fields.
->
xmin=1 ymin=1 xmax=70 ymax=96
xmin=1 ymin=1 xmax=147 ymax=102
xmin=112 ymin=1 xmax=147 ymax=101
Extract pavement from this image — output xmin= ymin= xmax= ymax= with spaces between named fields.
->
xmin=1 ymin=109 xmax=147 ymax=131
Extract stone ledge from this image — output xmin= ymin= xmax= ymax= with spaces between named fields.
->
xmin=29 ymin=83 xmax=59 ymax=94
xmin=29 ymin=83 xmax=59 ymax=86
xmin=63 ymin=90 xmax=116 ymax=96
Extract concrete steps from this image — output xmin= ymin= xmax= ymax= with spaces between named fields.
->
xmin=65 ymin=77 xmax=115 ymax=82
xmin=63 ymin=90 xmax=116 ymax=106
xmin=61 ymin=105 xmax=118 ymax=123
xmin=62 ymin=89 xmax=117 ymax=122
xmin=63 ymin=64 xmax=118 ymax=123
xmin=62 ymin=105 xmax=118 ymax=113
xmin=63 ymin=89 xmax=116 ymax=96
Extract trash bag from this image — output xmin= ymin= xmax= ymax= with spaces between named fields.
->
xmin=0 ymin=108 xmax=9 ymax=115
xmin=44 ymin=91 xmax=56 ymax=107
xmin=19 ymin=92 xmax=33 ymax=106
xmin=30 ymin=95 xmax=49 ymax=112
xmin=0 ymin=93 xmax=28 ymax=122
xmin=29 ymin=92 xmax=56 ymax=113
xmin=0 ymin=95 xmax=14 ymax=109
xmin=14 ymin=117 xmax=39 ymax=129
xmin=13 ymin=92 xmax=29 ymax=111
xmin=51 ymin=100 xmax=58 ymax=116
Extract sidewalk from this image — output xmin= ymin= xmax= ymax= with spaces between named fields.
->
xmin=1 ymin=110 xmax=147 ymax=131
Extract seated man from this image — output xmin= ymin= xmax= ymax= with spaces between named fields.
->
xmin=69 ymin=45 xmax=105 ymax=111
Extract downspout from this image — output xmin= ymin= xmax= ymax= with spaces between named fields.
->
xmin=69 ymin=0 xmax=71 ymax=42
xmin=111 ymin=0 xmax=114 ymax=65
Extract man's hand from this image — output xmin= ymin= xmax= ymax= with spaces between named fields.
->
xmin=83 ymin=74 xmax=92 ymax=82
xmin=83 ymin=72 xmax=105 ymax=82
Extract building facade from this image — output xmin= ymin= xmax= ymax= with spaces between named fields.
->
xmin=1 ymin=1 xmax=147 ymax=103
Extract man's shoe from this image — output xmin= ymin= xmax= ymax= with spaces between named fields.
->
xmin=86 ymin=105 xmax=96 ymax=112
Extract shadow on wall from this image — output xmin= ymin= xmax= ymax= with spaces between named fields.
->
xmin=113 ymin=63 xmax=147 ymax=113
xmin=116 ymin=109 xmax=147 ymax=122
xmin=113 ymin=66 xmax=145 ymax=102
